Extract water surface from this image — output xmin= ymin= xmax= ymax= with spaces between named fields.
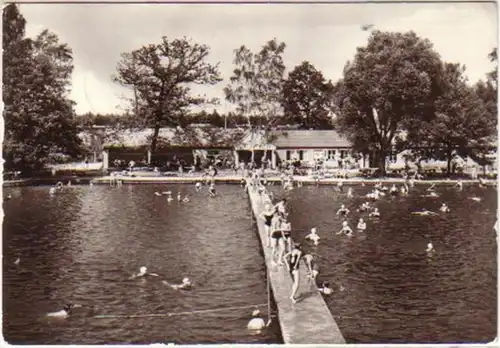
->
xmin=3 ymin=184 xmax=281 ymax=344
xmin=276 ymin=183 xmax=497 ymax=343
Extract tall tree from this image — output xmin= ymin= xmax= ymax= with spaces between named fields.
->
xmin=475 ymin=48 xmax=497 ymax=125
xmin=224 ymin=38 xmax=286 ymax=129
xmin=411 ymin=63 xmax=495 ymax=173
xmin=282 ymin=61 xmax=335 ymax=129
xmin=3 ymin=4 xmax=81 ymax=171
xmin=335 ymin=30 xmax=443 ymax=175
xmin=113 ymin=37 xmax=222 ymax=154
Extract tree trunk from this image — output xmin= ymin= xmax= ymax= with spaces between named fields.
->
xmin=446 ymin=146 xmax=453 ymax=175
xmin=150 ymin=125 xmax=160 ymax=155
xmin=378 ymin=146 xmax=386 ymax=177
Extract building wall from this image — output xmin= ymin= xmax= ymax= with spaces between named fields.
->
xmin=275 ymin=148 xmax=366 ymax=168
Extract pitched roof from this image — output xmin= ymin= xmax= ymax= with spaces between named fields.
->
xmin=270 ymin=130 xmax=350 ymax=148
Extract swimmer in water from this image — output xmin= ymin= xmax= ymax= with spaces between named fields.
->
xmin=427 ymin=183 xmax=436 ymax=192
xmin=346 ymin=187 xmax=353 ymax=198
xmin=336 ymin=181 xmax=344 ymax=192
xmin=336 ymin=221 xmax=353 ymax=236
xmin=209 ymin=183 xmax=216 ymax=197
xmin=14 ymin=258 xmax=20 ymax=265
xmin=318 ymin=281 xmax=333 ymax=295
xmin=455 ymin=180 xmax=463 ymax=190
xmin=357 ymin=218 xmax=367 ymax=232
xmin=162 ymin=277 xmax=192 ymax=290
xmin=247 ymin=309 xmax=270 ymax=331
xmin=336 ymin=204 xmax=350 ymax=216
xmin=423 ymin=191 xmax=439 ymax=198
xmin=305 ymin=227 xmax=320 ymax=246
xmin=479 ymin=178 xmax=487 ymax=188
xmin=426 ymin=242 xmax=435 ymax=253
xmin=130 ymin=266 xmax=160 ymax=279
xmin=439 ymin=203 xmax=450 ymax=213
xmin=470 ymin=197 xmax=482 ymax=202
xmin=195 ymin=182 xmax=202 ymax=191
xmin=412 ymin=209 xmax=438 ymax=216
xmin=46 ymin=303 xmax=81 ymax=318
xmin=389 ymin=184 xmax=398 ymax=195
xmin=183 ymin=196 xmax=190 ymax=203
xmin=177 ymin=192 xmax=182 ymax=202
xmin=369 ymin=208 xmax=380 ymax=218
xmin=154 ymin=192 xmax=162 ymax=196
xmin=303 ymin=253 xmax=319 ymax=280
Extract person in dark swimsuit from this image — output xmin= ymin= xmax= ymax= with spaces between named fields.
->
xmin=260 ymin=204 xmax=275 ymax=247
xmin=284 ymin=243 xmax=303 ymax=303
xmin=270 ymin=216 xmax=286 ymax=265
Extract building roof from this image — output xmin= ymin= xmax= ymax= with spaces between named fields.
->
xmin=270 ymin=130 xmax=350 ymax=148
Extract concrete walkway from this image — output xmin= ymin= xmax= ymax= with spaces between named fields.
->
xmin=246 ymin=185 xmax=345 ymax=344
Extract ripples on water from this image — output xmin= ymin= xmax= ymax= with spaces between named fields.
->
xmin=3 ymin=184 xmax=281 ymax=344
xmin=273 ymin=183 xmax=497 ymax=343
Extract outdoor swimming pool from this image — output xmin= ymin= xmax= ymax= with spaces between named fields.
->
xmin=3 ymin=184 xmax=281 ymax=344
xmin=276 ymin=183 xmax=497 ymax=343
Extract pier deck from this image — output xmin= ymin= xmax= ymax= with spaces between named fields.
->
xmin=246 ymin=185 xmax=345 ymax=344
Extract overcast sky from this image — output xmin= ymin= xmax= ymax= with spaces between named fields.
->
xmin=19 ymin=1 xmax=497 ymax=115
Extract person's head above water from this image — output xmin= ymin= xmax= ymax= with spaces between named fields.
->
xmin=342 ymin=221 xmax=348 ymax=226
xmin=359 ymin=218 xmax=364 ymax=223
xmin=182 ymin=277 xmax=190 ymax=284
xmin=252 ymin=309 xmax=261 ymax=317
xmin=311 ymin=227 xmax=317 ymax=234
xmin=140 ymin=266 xmax=147 ymax=274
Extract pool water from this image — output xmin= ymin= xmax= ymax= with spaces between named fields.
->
xmin=277 ymin=183 xmax=497 ymax=343
xmin=3 ymin=184 xmax=281 ymax=344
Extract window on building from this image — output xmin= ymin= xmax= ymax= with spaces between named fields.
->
xmin=286 ymin=150 xmax=291 ymax=161
xmin=340 ymin=150 xmax=346 ymax=159
xmin=389 ymin=152 xmax=397 ymax=163
xmin=299 ymin=150 xmax=304 ymax=161
xmin=327 ymin=150 xmax=336 ymax=159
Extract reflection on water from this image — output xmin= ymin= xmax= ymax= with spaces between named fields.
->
xmin=3 ymin=184 xmax=281 ymax=344
xmin=276 ymin=183 xmax=497 ymax=343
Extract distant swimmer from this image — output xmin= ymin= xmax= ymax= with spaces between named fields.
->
xmin=422 ymin=191 xmax=439 ymax=198
xmin=318 ymin=281 xmax=333 ymax=295
xmin=336 ymin=204 xmax=350 ymax=216
xmin=182 ymin=196 xmax=190 ymax=203
xmin=5 ymin=194 xmax=12 ymax=201
xmin=358 ymin=202 xmax=371 ymax=212
xmin=154 ymin=192 xmax=162 ymax=196
xmin=412 ymin=209 xmax=437 ymax=216
xmin=470 ymin=197 xmax=482 ymax=202
xmin=247 ymin=309 xmax=269 ymax=331
xmin=347 ymin=187 xmax=353 ymax=198
xmin=162 ymin=191 xmax=172 ymax=195
xmin=439 ymin=203 xmax=450 ymax=213
xmin=46 ymin=304 xmax=81 ymax=318
xmin=455 ymin=180 xmax=463 ymax=190
xmin=427 ymin=183 xmax=436 ymax=192
xmin=303 ymin=253 xmax=319 ymax=280
xmin=479 ymin=178 xmax=487 ymax=188
xmin=167 ymin=196 xmax=174 ymax=203
xmin=14 ymin=258 xmax=20 ymax=265
xmin=305 ymin=227 xmax=320 ymax=246
xmin=337 ymin=221 xmax=353 ymax=237
xmin=389 ymin=184 xmax=398 ymax=196
xmin=400 ymin=184 xmax=408 ymax=195
xmin=177 ymin=192 xmax=182 ymax=202
xmin=357 ymin=218 xmax=367 ymax=232
xmin=209 ymin=183 xmax=216 ymax=197
xmin=162 ymin=277 xmax=192 ymax=290
xmin=130 ymin=266 xmax=159 ymax=279
xmin=426 ymin=242 xmax=435 ymax=253
xmin=195 ymin=182 xmax=202 ymax=191
xmin=336 ymin=181 xmax=344 ymax=192
xmin=49 ymin=187 xmax=56 ymax=195
xmin=369 ymin=208 xmax=380 ymax=218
